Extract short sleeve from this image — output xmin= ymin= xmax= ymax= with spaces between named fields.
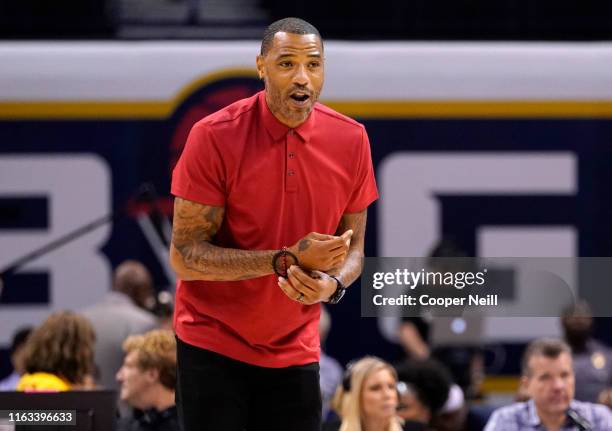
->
xmin=345 ymin=126 xmax=379 ymax=213
xmin=171 ymin=122 xmax=226 ymax=206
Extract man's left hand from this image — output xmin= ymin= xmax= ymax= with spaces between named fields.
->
xmin=277 ymin=265 xmax=337 ymax=305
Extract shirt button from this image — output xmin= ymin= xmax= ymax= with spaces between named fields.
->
xmin=288 ymin=169 xmax=295 ymax=176
xmin=288 ymin=130 xmax=294 ymax=136
xmin=288 ymin=152 xmax=295 ymax=159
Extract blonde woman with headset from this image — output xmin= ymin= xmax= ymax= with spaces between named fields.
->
xmin=324 ymin=356 xmax=411 ymax=431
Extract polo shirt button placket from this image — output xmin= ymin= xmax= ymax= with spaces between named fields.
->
xmin=286 ymin=130 xmax=298 ymax=192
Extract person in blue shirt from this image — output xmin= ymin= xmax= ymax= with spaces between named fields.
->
xmin=485 ymin=338 xmax=612 ymax=431
xmin=0 ymin=327 xmax=32 ymax=391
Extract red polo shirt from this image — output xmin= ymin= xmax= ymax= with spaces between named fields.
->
xmin=171 ymin=90 xmax=378 ymax=368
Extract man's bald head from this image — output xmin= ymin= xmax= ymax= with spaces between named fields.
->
xmin=113 ymin=260 xmax=154 ymax=310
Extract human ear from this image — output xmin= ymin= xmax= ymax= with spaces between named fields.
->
xmin=256 ymin=55 xmax=265 ymax=80
xmin=146 ymin=368 xmax=159 ymax=384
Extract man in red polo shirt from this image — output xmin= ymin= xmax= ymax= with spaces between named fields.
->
xmin=170 ymin=17 xmax=378 ymax=431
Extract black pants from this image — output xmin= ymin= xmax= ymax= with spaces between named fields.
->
xmin=176 ymin=337 xmax=322 ymax=431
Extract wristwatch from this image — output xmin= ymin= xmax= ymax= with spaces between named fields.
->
xmin=326 ymin=276 xmax=347 ymax=304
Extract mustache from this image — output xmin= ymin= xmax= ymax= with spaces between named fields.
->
xmin=288 ymin=86 xmax=313 ymax=96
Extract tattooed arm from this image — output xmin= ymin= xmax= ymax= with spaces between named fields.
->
xmin=170 ymin=197 xmax=275 ymax=281
xmin=330 ymin=208 xmax=367 ymax=287
xmin=169 ymin=197 xmax=351 ymax=281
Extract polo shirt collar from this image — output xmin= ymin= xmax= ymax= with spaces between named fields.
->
xmin=526 ymin=399 xmax=577 ymax=429
xmin=526 ymin=399 xmax=542 ymax=427
xmin=258 ymin=90 xmax=316 ymax=143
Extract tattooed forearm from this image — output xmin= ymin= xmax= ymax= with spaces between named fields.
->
xmin=170 ymin=197 xmax=276 ymax=281
xmin=330 ymin=209 xmax=367 ymax=287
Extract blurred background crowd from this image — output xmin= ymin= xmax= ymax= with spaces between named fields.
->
xmin=1 ymin=260 xmax=611 ymax=429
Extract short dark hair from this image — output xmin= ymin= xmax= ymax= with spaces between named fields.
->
xmin=395 ymin=359 xmax=452 ymax=415
xmin=260 ymin=17 xmax=322 ymax=56
xmin=561 ymin=300 xmax=592 ymax=319
xmin=521 ymin=338 xmax=571 ymax=376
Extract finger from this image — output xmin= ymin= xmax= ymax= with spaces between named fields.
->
xmin=310 ymin=270 xmax=328 ymax=279
xmin=287 ymin=273 xmax=314 ymax=297
xmin=331 ymin=250 xmax=348 ymax=261
xmin=309 ymin=232 xmax=337 ymax=241
xmin=309 ymin=270 xmax=324 ymax=279
xmin=322 ymin=255 xmax=346 ymax=271
xmin=325 ymin=236 xmax=351 ymax=252
xmin=340 ymin=229 xmax=354 ymax=240
xmin=330 ymin=256 xmax=346 ymax=269
xmin=288 ymin=264 xmax=313 ymax=278
xmin=278 ymin=276 xmax=304 ymax=302
xmin=282 ymin=275 xmax=313 ymax=304
xmin=287 ymin=266 xmax=318 ymax=293
xmin=341 ymin=229 xmax=353 ymax=249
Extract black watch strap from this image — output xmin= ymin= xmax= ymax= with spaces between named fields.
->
xmin=327 ymin=276 xmax=347 ymax=304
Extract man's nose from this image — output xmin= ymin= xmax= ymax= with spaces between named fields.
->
xmin=552 ymin=377 xmax=565 ymax=389
xmin=292 ymin=64 xmax=309 ymax=86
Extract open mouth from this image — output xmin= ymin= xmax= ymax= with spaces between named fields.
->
xmin=290 ymin=92 xmax=310 ymax=103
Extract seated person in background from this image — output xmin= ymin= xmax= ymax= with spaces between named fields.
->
xmin=485 ymin=338 xmax=612 ymax=431
xmin=561 ymin=301 xmax=612 ymax=403
xmin=395 ymin=359 xmax=451 ymax=429
xmin=324 ymin=356 xmax=406 ymax=431
xmin=82 ymin=260 xmax=158 ymax=390
xmin=17 ymin=311 xmax=96 ymax=391
xmin=431 ymin=384 xmax=466 ymax=431
xmin=432 ymin=345 xmax=485 ymax=401
xmin=431 ymin=384 xmax=493 ymax=431
xmin=0 ymin=326 xmax=32 ymax=391
xmin=116 ymin=329 xmax=178 ymax=431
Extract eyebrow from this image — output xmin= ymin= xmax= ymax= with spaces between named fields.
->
xmin=275 ymin=52 xmax=322 ymax=60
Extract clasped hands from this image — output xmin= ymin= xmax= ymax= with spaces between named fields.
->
xmin=277 ymin=230 xmax=352 ymax=305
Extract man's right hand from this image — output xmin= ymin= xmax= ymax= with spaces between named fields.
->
xmin=288 ymin=230 xmax=353 ymax=272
